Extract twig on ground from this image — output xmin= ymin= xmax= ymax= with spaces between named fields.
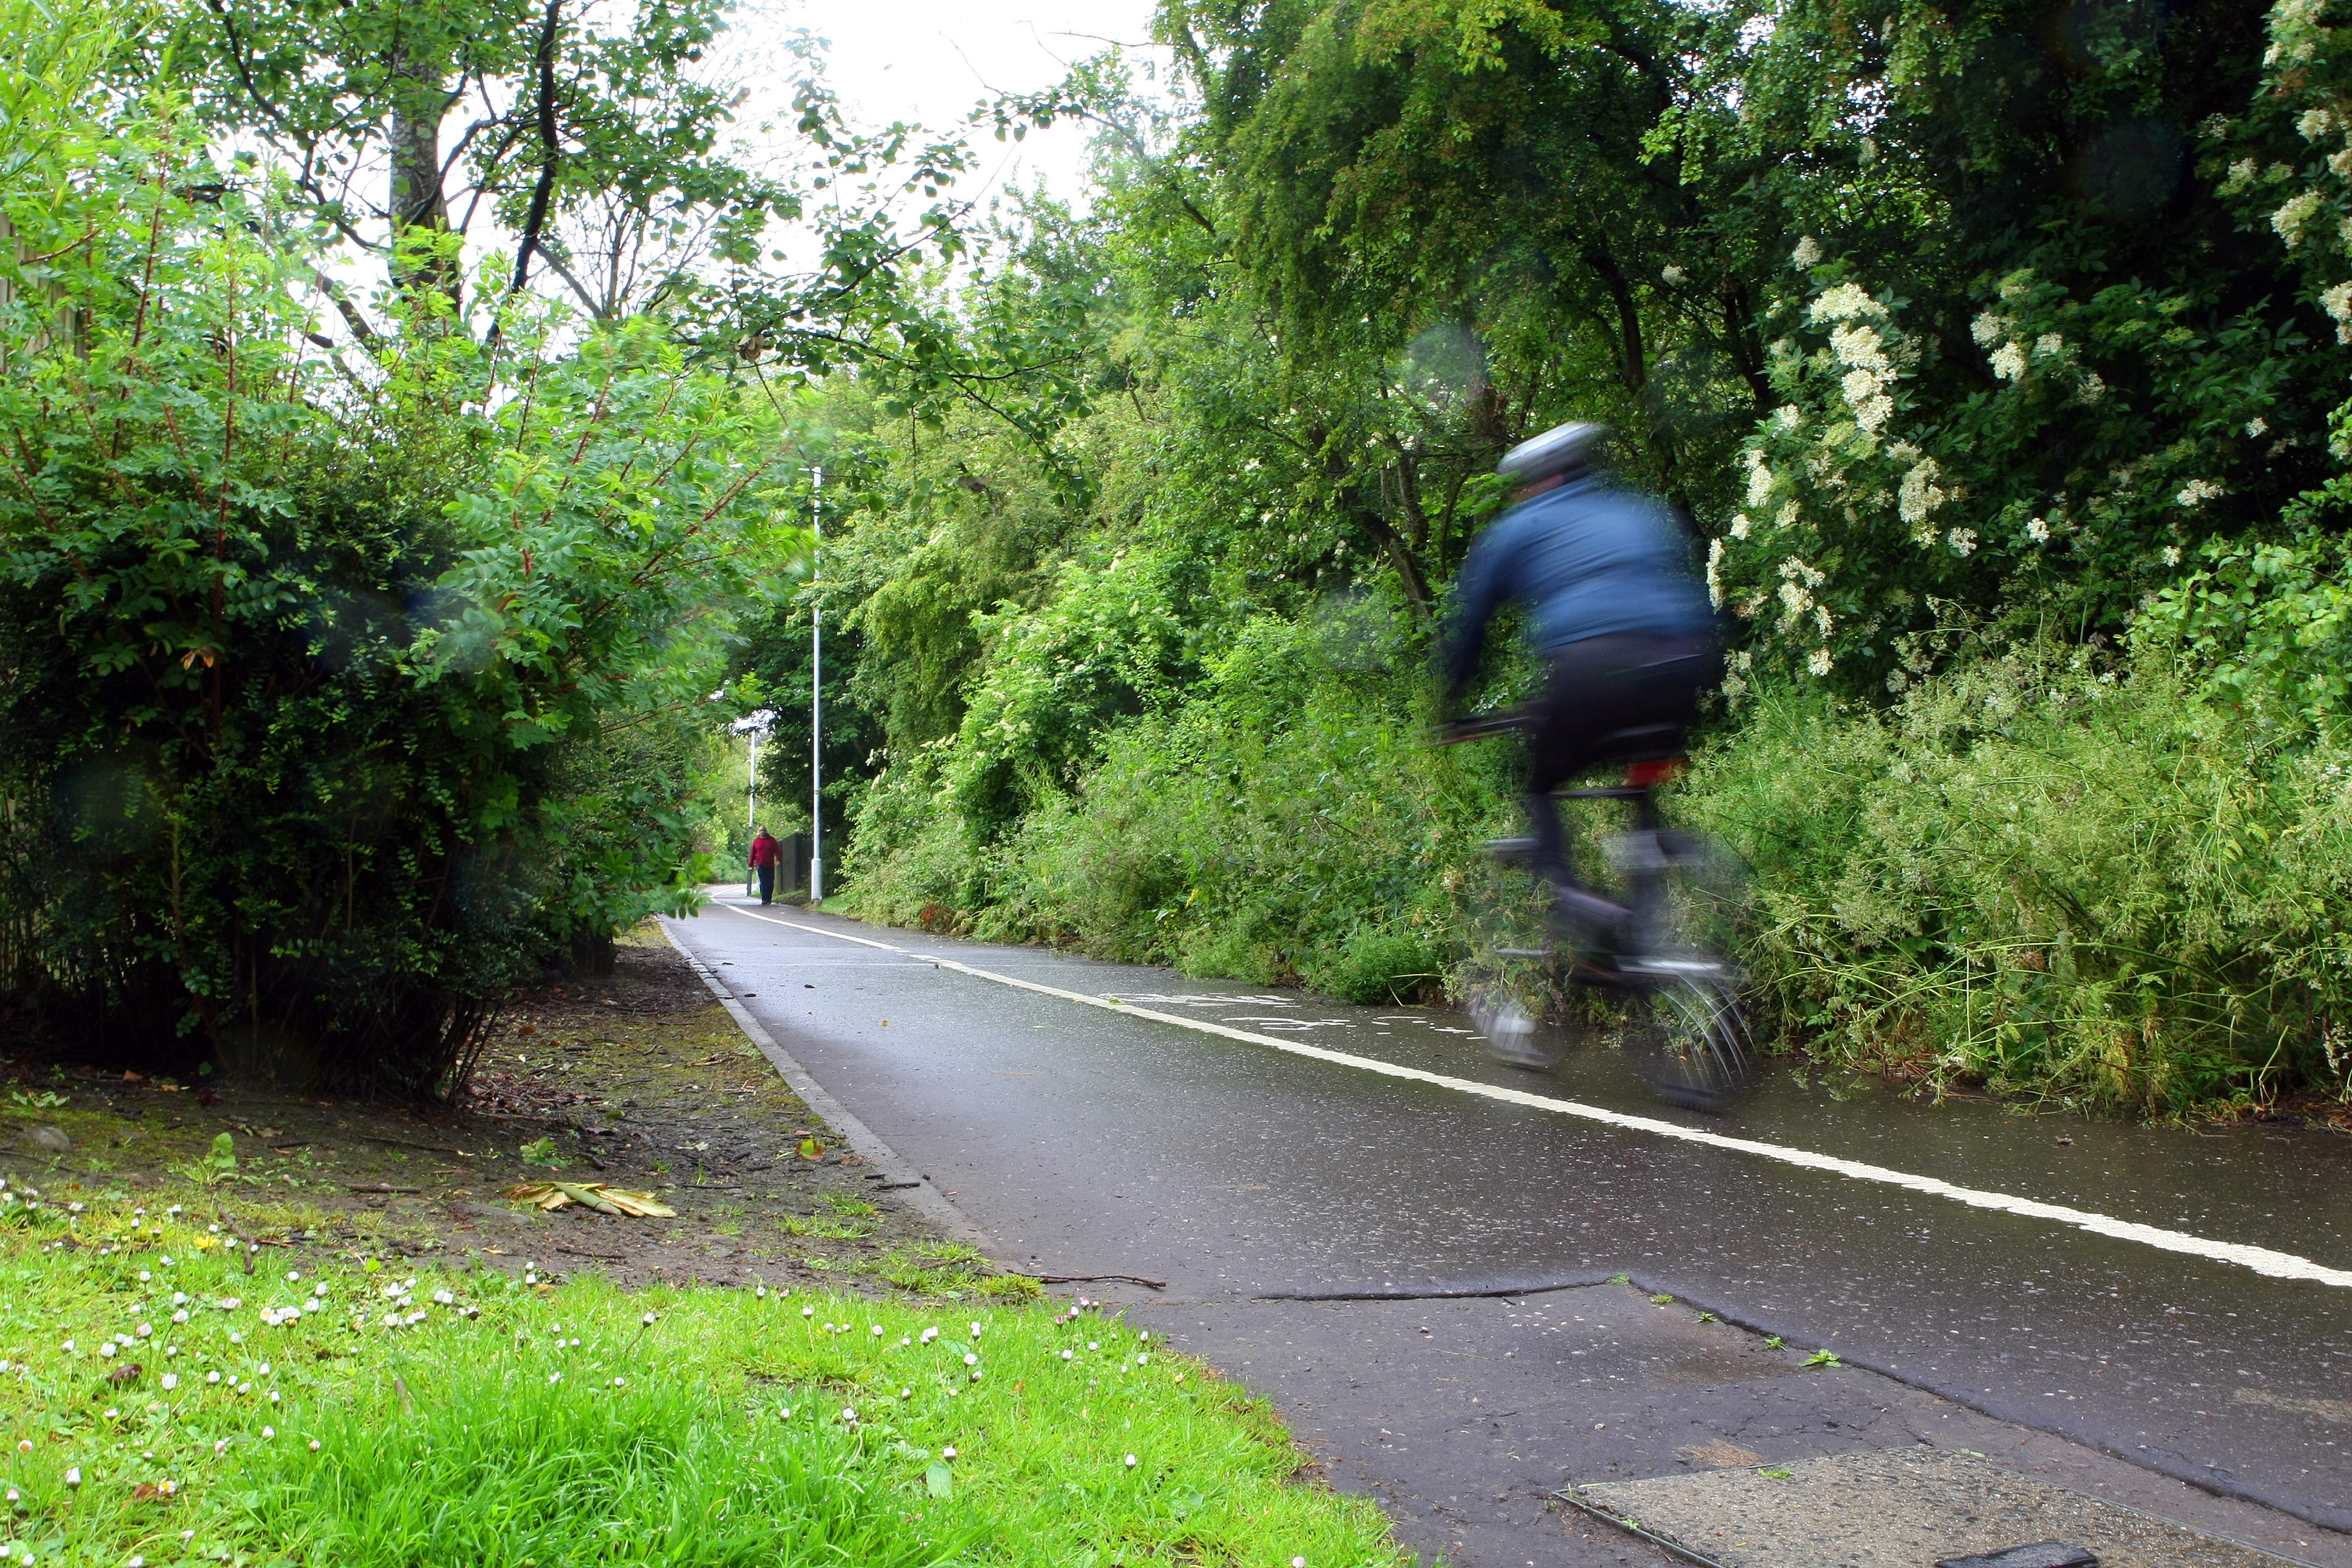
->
xmin=1024 ymin=1272 xmax=1167 ymax=1289
xmin=344 ymin=1183 xmax=420 ymax=1193
xmin=354 ymin=1134 xmax=475 ymax=1159
xmin=216 ymin=1209 xmax=258 ymax=1275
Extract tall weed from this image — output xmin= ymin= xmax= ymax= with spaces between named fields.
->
xmin=850 ymin=604 xmax=1516 ymax=1001
xmin=1686 ymin=645 xmax=2352 ymax=1114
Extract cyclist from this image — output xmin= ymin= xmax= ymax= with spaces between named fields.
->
xmin=1439 ymin=420 xmax=1721 ymax=950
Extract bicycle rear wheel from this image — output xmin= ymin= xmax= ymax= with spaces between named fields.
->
xmin=1632 ymin=972 xmax=1755 ymax=1112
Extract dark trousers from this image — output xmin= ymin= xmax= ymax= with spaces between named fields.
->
xmin=756 ymin=863 xmax=775 ymax=904
xmin=1524 ymin=632 xmax=1720 ymax=893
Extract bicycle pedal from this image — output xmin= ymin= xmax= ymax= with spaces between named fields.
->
xmin=1621 ymin=954 xmax=1732 ymax=979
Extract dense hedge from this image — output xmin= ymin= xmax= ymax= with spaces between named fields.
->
xmin=0 ymin=131 xmax=782 ymax=1093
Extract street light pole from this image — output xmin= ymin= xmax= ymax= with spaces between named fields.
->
xmin=809 ymin=465 xmax=823 ymax=903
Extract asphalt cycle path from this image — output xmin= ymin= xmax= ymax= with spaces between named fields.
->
xmin=663 ymin=896 xmax=2352 ymax=1567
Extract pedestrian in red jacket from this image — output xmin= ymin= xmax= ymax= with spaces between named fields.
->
xmin=749 ymin=828 xmax=782 ymax=905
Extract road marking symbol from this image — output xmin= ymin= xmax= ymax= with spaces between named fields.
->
xmin=725 ymin=905 xmax=2352 ymax=1289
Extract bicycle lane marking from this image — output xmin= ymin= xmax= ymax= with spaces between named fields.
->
xmin=722 ymin=905 xmax=2352 ymax=1289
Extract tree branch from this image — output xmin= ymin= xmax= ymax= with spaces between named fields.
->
xmin=510 ymin=0 xmax=565 ymax=296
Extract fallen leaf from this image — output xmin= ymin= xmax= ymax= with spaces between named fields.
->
xmin=502 ymin=1181 xmax=674 ymax=1218
xmin=552 ymin=1181 xmax=623 ymax=1216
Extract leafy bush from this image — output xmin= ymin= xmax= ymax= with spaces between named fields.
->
xmin=0 ymin=124 xmax=785 ymax=1092
xmin=944 ymin=550 xmax=1205 ymax=838
xmin=851 ymin=600 xmax=1513 ymax=1003
xmin=1684 ymin=642 xmax=2352 ymax=1114
xmin=2138 ymin=531 xmax=2352 ymax=735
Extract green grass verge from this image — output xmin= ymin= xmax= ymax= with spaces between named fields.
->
xmin=0 ymin=1188 xmax=1409 ymax=1566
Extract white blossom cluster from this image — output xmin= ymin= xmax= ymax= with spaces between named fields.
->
xmin=2253 ymin=0 xmax=2352 ymax=338
xmin=1715 ymin=139 xmax=2321 ymax=693
xmin=1814 ymin=283 xmax=1900 ymax=433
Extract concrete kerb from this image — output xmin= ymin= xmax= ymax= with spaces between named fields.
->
xmin=660 ymin=920 xmax=995 ymax=1253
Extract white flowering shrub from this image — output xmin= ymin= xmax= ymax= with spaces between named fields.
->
xmin=1696 ymin=0 xmax=2348 ymax=699
xmin=1710 ymin=257 xmax=2289 ymax=690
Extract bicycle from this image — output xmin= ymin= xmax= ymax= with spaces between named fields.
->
xmin=1440 ymin=712 xmax=1757 ymax=1113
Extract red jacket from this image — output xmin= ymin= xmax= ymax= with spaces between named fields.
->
xmin=749 ymin=833 xmax=782 ymax=868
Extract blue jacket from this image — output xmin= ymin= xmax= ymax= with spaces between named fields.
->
xmin=1440 ymin=474 xmax=1713 ymax=697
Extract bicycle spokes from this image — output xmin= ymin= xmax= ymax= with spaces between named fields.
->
xmin=1635 ymin=976 xmax=1756 ymax=1112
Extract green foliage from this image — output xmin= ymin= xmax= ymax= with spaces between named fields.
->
xmin=2139 ymin=533 xmax=2352 ymax=733
xmin=0 ymin=115 xmax=793 ymax=1091
xmin=944 ymin=551 xmax=1204 ymax=838
xmin=851 ymin=601 xmax=1508 ymax=1003
xmin=158 ymin=0 xmax=799 ymax=322
xmin=0 ymin=0 xmax=125 ymax=179
xmin=1182 ymin=0 xmax=1769 ymax=504
xmin=1683 ymin=643 xmax=2352 ymax=1115
xmin=1701 ymin=0 xmax=2337 ymax=687
xmin=175 ymin=1132 xmax=240 ymax=1187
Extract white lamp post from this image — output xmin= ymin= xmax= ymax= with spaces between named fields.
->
xmin=807 ymin=465 xmax=824 ymax=903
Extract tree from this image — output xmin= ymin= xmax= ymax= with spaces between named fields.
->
xmin=164 ymin=0 xmax=791 ymax=326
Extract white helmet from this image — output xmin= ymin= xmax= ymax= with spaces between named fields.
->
xmin=1496 ymin=420 xmax=1609 ymax=484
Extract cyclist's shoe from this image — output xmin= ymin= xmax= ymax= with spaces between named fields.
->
xmin=1548 ymin=885 xmax=1633 ymax=944
xmin=1471 ymin=997 xmax=1548 ymax=1070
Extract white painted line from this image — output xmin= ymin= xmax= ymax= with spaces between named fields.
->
xmin=658 ymin=920 xmax=991 ymax=1251
xmin=722 ymin=905 xmax=2352 ymax=1290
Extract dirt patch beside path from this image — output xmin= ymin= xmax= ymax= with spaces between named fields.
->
xmin=0 ymin=926 xmax=1030 ymax=1302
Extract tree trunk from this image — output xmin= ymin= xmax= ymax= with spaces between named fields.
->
xmin=1582 ymin=238 xmax=1683 ymax=497
xmin=388 ymin=52 xmax=460 ymax=313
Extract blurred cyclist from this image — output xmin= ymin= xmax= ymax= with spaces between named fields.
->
xmin=1438 ymin=421 xmax=1720 ymax=947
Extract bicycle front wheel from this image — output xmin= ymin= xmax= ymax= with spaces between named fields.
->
xmin=1632 ymin=973 xmax=1755 ymax=1113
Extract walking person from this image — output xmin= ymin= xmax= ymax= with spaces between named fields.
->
xmin=749 ymin=826 xmax=783 ymax=906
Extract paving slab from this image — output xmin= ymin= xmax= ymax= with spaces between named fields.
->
xmin=1570 ymin=1446 xmax=2300 ymax=1568
xmin=1138 ymin=1284 xmax=2350 ymax=1568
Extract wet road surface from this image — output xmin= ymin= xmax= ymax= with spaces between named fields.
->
xmin=664 ymin=897 xmax=2352 ymax=1565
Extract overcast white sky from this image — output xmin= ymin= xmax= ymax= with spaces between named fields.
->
xmin=756 ymin=0 xmax=1169 ymax=211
